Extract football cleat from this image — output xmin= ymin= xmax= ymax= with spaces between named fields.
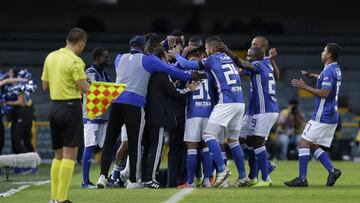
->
xmin=326 ymin=168 xmax=341 ymax=186
xmin=213 ymin=168 xmax=231 ymax=187
xmin=284 ymin=177 xmax=308 ymax=187
xmin=252 ymin=179 xmax=272 ymax=187
xmin=235 ymin=176 xmax=250 ymax=187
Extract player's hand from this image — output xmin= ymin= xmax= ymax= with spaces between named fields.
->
xmin=291 ymin=78 xmax=306 ymax=88
xmin=186 ymin=81 xmax=200 ymax=92
xmin=269 ymin=48 xmax=277 ymax=59
xmin=301 ymin=70 xmax=317 ymax=79
xmin=167 ymin=47 xmax=181 ymax=58
xmin=182 ymin=45 xmax=197 ymax=56
xmin=217 ymin=42 xmax=229 ymax=52
xmin=190 ymin=72 xmax=207 ymax=81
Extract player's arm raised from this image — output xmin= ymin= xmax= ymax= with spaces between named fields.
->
xmin=291 ymin=78 xmax=330 ymax=98
xmin=269 ymin=48 xmax=280 ymax=81
xmin=218 ymin=43 xmax=256 ymax=72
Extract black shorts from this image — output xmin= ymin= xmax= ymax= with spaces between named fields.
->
xmin=50 ymin=99 xmax=83 ymax=150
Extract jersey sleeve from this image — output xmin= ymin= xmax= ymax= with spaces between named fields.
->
xmin=320 ymin=69 xmax=335 ymax=90
xmin=85 ymin=68 xmax=97 ymax=82
xmin=143 ymin=55 xmax=191 ymax=81
xmin=72 ymin=60 xmax=86 ymax=81
xmin=41 ymin=56 xmax=49 ymax=81
xmin=114 ymin=54 xmax=122 ymax=69
xmin=175 ymin=54 xmax=201 ymax=70
xmin=251 ymin=61 xmax=262 ymax=73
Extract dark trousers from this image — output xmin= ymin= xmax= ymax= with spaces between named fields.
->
xmin=10 ymin=107 xmax=34 ymax=154
xmin=141 ymin=125 xmax=165 ymax=182
xmin=167 ymin=116 xmax=187 ymax=187
xmin=0 ymin=114 xmax=4 ymax=155
xmin=100 ymin=103 xmax=144 ymax=182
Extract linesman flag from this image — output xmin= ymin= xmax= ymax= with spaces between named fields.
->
xmin=86 ymin=81 xmax=126 ymax=120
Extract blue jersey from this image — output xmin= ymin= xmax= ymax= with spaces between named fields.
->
xmin=247 ymin=59 xmax=279 ymax=115
xmin=83 ymin=65 xmax=111 ymax=123
xmin=312 ymin=63 xmax=341 ymax=124
xmin=175 ymin=53 xmax=244 ymax=104
xmin=186 ymin=71 xmax=214 ymax=118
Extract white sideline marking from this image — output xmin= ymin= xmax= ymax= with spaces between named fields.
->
xmin=162 ymin=188 xmax=194 ymax=203
xmin=0 ymin=180 xmax=50 ymax=197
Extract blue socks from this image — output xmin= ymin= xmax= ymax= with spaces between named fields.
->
xmin=298 ymin=148 xmax=310 ymax=181
xmin=229 ymin=142 xmax=246 ymax=178
xmin=246 ymin=147 xmax=258 ymax=179
xmin=186 ymin=149 xmax=197 ymax=184
xmin=314 ymin=148 xmax=334 ymax=173
xmin=255 ymin=146 xmax=269 ymax=181
xmin=82 ymin=146 xmax=95 ymax=184
xmin=201 ymin=147 xmax=213 ymax=179
xmin=203 ymin=134 xmax=225 ymax=172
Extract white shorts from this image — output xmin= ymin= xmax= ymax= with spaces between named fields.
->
xmin=121 ymin=125 xmax=128 ymax=142
xmin=239 ymin=115 xmax=252 ymax=139
xmin=247 ymin=113 xmax=279 ymax=138
xmin=84 ymin=122 xmax=108 ymax=148
xmin=301 ymin=120 xmax=337 ymax=147
xmin=184 ymin=117 xmax=208 ymax=142
xmin=207 ymin=103 xmax=245 ymax=130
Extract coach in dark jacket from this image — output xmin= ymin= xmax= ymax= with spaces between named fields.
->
xmin=142 ymin=47 xmax=189 ymax=188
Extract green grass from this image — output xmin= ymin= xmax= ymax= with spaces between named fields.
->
xmin=1 ymin=161 xmax=360 ymax=203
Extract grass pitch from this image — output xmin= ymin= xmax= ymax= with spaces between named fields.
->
xmin=1 ymin=161 xmax=360 ymax=203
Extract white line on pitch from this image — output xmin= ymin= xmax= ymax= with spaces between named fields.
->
xmin=162 ymin=188 xmax=194 ymax=203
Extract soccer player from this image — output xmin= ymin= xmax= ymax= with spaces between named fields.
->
xmin=170 ymin=36 xmax=248 ymax=187
xmin=285 ymin=43 xmax=342 ymax=187
xmin=42 ymin=27 xmax=89 ymax=203
xmin=220 ymin=37 xmax=278 ymax=184
xmin=181 ymin=50 xmax=214 ymax=188
xmin=238 ymin=47 xmax=279 ymax=187
xmin=81 ymin=47 xmax=111 ymax=188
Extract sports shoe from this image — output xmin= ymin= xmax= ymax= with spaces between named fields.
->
xmin=220 ymin=177 xmax=230 ymax=188
xmin=144 ymin=180 xmax=162 ymax=189
xmin=120 ymin=169 xmax=129 ymax=183
xmin=326 ymin=168 xmax=341 ymax=186
xmin=96 ymin=175 xmax=107 ymax=189
xmin=249 ymin=178 xmax=258 ymax=186
xmin=268 ymin=162 xmax=276 ymax=174
xmin=107 ymin=175 xmax=125 ymax=188
xmin=177 ymin=182 xmax=194 ymax=188
xmin=235 ymin=176 xmax=250 ymax=187
xmin=252 ymin=179 xmax=272 ymax=187
xmin=58 ymin=200 xmax=72 ymax=203
xmin=202 ymin=178 xmax=211 ymax=188
xmin=81 ymin=181 xmax=97 ymax=189
xmin=126 ymin=181 xmax=142 ymax=189
xmin=194 ymin=177 xmax=202 ymax=187
xmin=284 ymin=177 xmax=308 ymax=187
xmin=213 ymin=168 xmax=231 ymax=187
xmin=48 ymin=199 xmax=58 ymax=203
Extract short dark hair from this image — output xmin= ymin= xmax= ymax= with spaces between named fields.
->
xmin=152 ymin=47 xmax=166 ymax=59
xmin=205 ymin=35 xmax=222 ymax=50
xmin=171 ymin=29 xmax=184 ymax=36
xmin=66 ymin=27 xmax=87 ymax=44
xmin=188 ymin=36 xmax=203 ymax=46
xmin=92 ymin=47 xmax=107 ymax=61
xmin=326 ymin=43 xmax=341 ymax=60
xmin=185 ymin=49 xmax=200 ymax=60
xmin=145 ymin=34 xmax=162 ymax=53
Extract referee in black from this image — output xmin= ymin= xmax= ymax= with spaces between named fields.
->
xmin=42 ymin=27 xmax=89 ymax=203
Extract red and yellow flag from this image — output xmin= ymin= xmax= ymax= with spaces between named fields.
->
xmin=86 ymin=81 xmax=126 ymax=120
